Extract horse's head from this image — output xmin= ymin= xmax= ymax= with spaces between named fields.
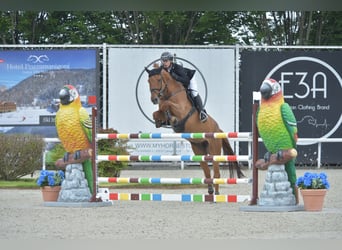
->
xmin=145 ymin=67 xmax=167 ymax=105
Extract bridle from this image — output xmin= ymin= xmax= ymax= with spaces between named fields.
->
xmin=149 ymin=73 xmax=168 ymax=99
xmin=149 ymin=72 xmax=186 ymax=101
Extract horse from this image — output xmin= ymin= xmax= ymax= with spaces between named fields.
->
xmin=145 ymin=66 xmax=245 ymax=195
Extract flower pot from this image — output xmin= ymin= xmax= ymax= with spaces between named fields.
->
xmin=41 ymin=186 xmax=61 ymax=202
xmin=300 ymin=189 xmax=327 ymax=211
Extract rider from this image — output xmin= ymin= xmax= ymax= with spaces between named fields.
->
xmin=159 ymin=51 xmax=208 ymax=123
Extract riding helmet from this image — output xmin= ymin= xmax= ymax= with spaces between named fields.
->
xmin=160 ymin=51 xmax=173 ymax=62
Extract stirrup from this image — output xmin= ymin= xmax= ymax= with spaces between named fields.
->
xmin=199 ymin=111 xmax=208 ymax=122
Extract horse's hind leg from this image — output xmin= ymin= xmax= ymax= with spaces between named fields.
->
xmin=212 ymin=161 xmax=220 ymax=195
xmin=208 ymin=139 xmax=221 ymax=194
xmin=199 ymin=162 xmax=214 ymax=194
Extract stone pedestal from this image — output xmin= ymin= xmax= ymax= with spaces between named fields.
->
xmin=57 ymin=163 xmax=92 ymax=202
xmin=240 ymin=164 xmax=304 ymax=212
xmin=258 ymin=164 xmax=296 ymax=206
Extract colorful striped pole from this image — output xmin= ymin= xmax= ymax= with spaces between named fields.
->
xmin=98 ymin=177 xmax=252 ymax=184
xmin=96 ymin=132 xmax=252 ymax=140
xmin=97 ymin=154 xmax=250 ymax=162
xmin=99 ymin=192 xmax=250 ymax=203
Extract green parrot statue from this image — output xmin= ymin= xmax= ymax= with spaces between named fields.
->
xmin=256 ymin=78 xmax=298 ymax=201
xmin=55 ymin=84 xmax=94 ymax=194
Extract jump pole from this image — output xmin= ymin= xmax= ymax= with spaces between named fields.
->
xmin=97 ymin=154 xmax=250 ymax=162
xmin=100 ymin=191 xmax=251 ymax=203
xmin=250 ymin=93 xmax=260 ymax=205
xmin=96 ymin=132 xmax=252 ymax=140
xmin=98 ymin=177 xmax=252 ymax=184
xmin=90 ymin=106 xmax=98 ymax=202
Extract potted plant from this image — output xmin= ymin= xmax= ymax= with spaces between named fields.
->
xmin=36 ymin=170 xmax=65 ymax=202
xmin=296 ymin=172 xmax=330 ymax=211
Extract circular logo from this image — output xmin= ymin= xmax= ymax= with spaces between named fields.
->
xmin=135 ymin=57 xmax=208 ymax=124
xmin=265 ymin=56 xmax=342 ymax=145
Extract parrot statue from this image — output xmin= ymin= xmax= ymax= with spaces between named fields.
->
xmin=55 ymin=84 xmax=94 ymax=194
xmin=256 ymin=78 xmax=298 ymax=202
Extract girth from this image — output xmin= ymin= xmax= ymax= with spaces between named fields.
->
xmin=172 ymin=106 xmax=196 ymax=133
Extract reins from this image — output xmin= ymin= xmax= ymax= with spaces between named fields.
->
xmin=150 ymin=72 xmax=186 ymax=101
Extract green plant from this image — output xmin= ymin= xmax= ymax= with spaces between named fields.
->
xmin=45 ymin=143 xmax=67 ymax=168
xmin=97 ymin=128 xmax=129 ymax=177
xmin=36 ymin=170 xmax=65 ymax=187
xmin=296 ymin=172 xmax=330 ymax=190
xmin=0 ymin=134 xmax=45 ymax=180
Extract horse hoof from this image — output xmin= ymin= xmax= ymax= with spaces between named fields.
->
xmin=208 ymin=185 xmax=214 ymax=194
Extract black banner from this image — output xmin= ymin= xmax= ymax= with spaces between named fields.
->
xmin=240 ymin=50 xmax=342 ymax=166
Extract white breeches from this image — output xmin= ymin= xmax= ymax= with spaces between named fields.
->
xmin=189 ymin=78 xmax=199 ymax=97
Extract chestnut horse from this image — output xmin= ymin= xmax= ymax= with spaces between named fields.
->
xmin=145 ymin=66 xmax=245 ymax=195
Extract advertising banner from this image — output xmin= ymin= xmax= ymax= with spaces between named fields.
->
xmin=108 ymin=47 xmax=236 ymax=155
xmin=0 ymin=49 xmax=98 ymax=137
xmin=240 ymin=50 xmax=342 ymax=165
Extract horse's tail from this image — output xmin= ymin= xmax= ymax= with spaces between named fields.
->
xmin=222 ymin=138 xmax=246 ymax=178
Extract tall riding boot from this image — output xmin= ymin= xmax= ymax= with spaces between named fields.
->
xmin=194 ymin=95 xmax=208 ymax=122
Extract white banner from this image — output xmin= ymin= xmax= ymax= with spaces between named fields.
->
xmin=108 ymin=47 xmax=236 ymax=135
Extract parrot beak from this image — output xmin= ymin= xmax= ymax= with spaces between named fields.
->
xmin=59 ymin=88 xmax=72 ymax=105
xmin=260 ymin=81 xmax=272 ymax=100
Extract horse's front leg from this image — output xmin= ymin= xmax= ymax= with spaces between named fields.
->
xmin=159 ymin=100 xmax=170 ymax=112
xmin=159 ymin=101 xmax=178 ymax=125
xmin=153 ymin=110 xmax=166 ymax=128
